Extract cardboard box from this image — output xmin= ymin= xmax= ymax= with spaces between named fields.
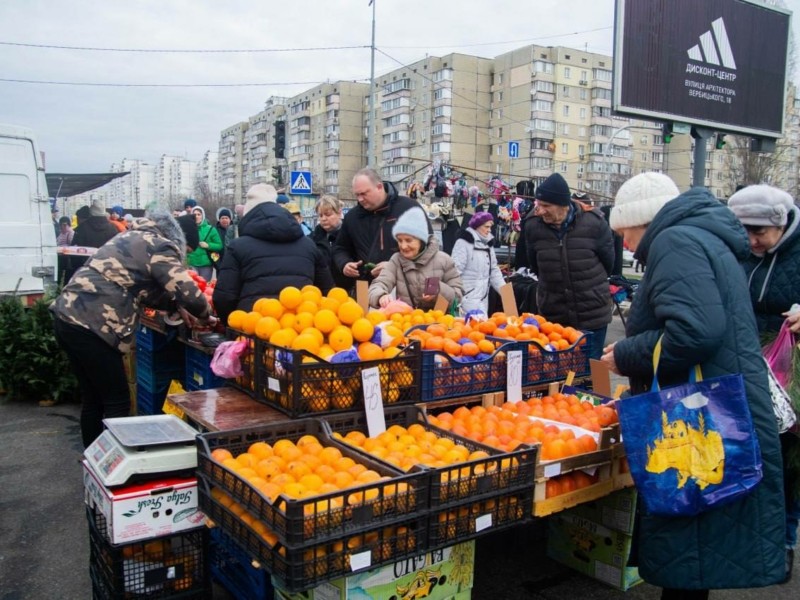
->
xmin=274 ymin=541 xmax=475 ymax=600
xmin=83 ymin=460 xmax=204 ymax=544
xmin=547 ymin=511 xmax=642 ymax=591
xmin=559 ymin=488 xmax=637 ymax=535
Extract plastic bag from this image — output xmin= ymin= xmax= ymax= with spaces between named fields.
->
xmin=210 ymin=340 xmax=249 ymax=378
xmin=763 ymin=320 xmax=795 ymax=389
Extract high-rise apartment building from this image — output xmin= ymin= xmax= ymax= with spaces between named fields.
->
xmin=156 ymin=155 xmax=197 ymax=207
xmin=219 ymin=122 xmax=250 ymax=203
xmin=197 ymin=150 xmax=220 ymax=197
xmin=245 ymin=97 xmax=287 ymax=190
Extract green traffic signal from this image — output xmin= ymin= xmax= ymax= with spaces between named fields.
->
xmin=662 ymin=123 xmax=674 ymax=144
xmin=715 ymin=134 xmax=727 ymax=150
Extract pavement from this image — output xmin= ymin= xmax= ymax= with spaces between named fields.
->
xmin=1 ymin=313 xmax=798 ymax=599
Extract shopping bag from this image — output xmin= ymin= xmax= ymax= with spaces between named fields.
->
xmin=763 ymin=320 xmax=795 ymax=389
xmin=210 ymin=340 xmax=249 ymax=378
xmin=617 ymin=338 xmax=763 ymax=516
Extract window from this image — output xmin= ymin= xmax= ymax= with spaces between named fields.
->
xmin=592 ymin=88 xmax=612 ymax=100
xmin=432 ymin=123 xmax=451 ymax=136
xmin=533 ymin=99 xmax=553 ymax=112
xmin=532 ymin=119 xmax=555 ymax=132
xmin=384 ymin=78 xmax=411 ymax=93
xmin=592 ymin=106 xmax=611 ymax=118
xmin=498 ymin=127 xmax=503 ymax=138
xmin=434 ymin=88 xmax=453 ymax=101
xmin=432 ymin=142 xmax=450 ymax=153
xmin=433 ymin=68 xmax=453 ymax=82
xmin=381 ymin=97 xmax=406 ymax=111
xmin=563 ymin=105 xmax=570 ymax=117
xmin=495 ymin=91 xmax=504 ymax=102
xmin=560 ymin=162 xmax=568 ymax=172
xmin=651 ymin=151 xmax=663 ymax=162
xmin=433 ymin=105 xmax=451 ymax=118
xmin=531 ymin=157 xmax=553 ymax=169
xmin=579 ymin=107 xmax=586 ymax=119
xmin=579 ymin=89 xmax=588 ymax=100
xmin=496 ymin=145 xmax=502 ymax=155
xmin=533 ymin=60 xmax=554 ymax=74
xmin=593 ymin=68 xmax=613 ymax=82
xmin=578 ymin=144 xmax=585 ymax=157
xmin=640 ymin=135 xmax=649 ymax=145
xmin=564 ymin=67 xmax=571 ymax=79
xmin=561 ymin=123 xmax=570 ymax=135
xmin=579 ymin=126 xmax=586 ymax=137
xmin=562 ymin=85 xmax=570 ymax=98
xmin=641 ymin=152 xmax=647 ymax=161
xmin=494 ymin=72 xmax=504 ymax=85
xmin=561 ymin=142 xmax=569 ymax=154
xmin=531 ymin=138 xmax=551 ymax=150
xmin=653 ymin=134 xmax=663 ymax=146
xmin=534 ymin=80 xmax=554 ymax=93
xmin=581 ymin=70 xmax=588 ymax=81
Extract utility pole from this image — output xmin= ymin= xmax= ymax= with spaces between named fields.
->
xmin=603 ymin=125 xmax=632 ymax=200
xmin=367 ymin=0 xmax=376 ymax=167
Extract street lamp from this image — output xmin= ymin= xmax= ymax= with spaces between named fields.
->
xmin=603 ymin=124 xmax=632 ymax=201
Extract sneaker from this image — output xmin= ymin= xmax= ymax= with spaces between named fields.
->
xmin=38 ymin=399 xmax=58 ymax=407
xmin=782 ymin=548 xmax=794 ymax=584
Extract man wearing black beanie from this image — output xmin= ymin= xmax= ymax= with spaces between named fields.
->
xmin=521 ymin=172 xmax=615 ymax=359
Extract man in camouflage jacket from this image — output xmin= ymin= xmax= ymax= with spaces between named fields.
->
xmin=52 ymin=208 xmax=212 ymax=447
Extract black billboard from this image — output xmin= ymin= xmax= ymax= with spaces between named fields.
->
xmin=613 ymin=0 xmax=791 ymax=138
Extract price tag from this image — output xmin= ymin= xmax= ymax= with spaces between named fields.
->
xmin=475 ymin=513 xmax=493 ymax=532
xmin=161 ymin=399 xmax=185 ymax=420
xmin=362 ymin=367 xmax=386 ymax=437
xmin=506 ymin=350 xmax=522 ymax=402
xmin=564 ymin=371 xmax=575 ymax=387
xmin=544 ymin=463 xmax=562 ymax=478
xmin=350 ymin=550 xmax=372 ymax=571
xmin=268 ymin=377 xmax=280 ymax=392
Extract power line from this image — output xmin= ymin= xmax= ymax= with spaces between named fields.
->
xmin=0 ymin=41 xmax=369 ymax=53
xmin=382 ymin=26 xmax=613 ymax=50
xmin=0 ymin=77 xmax=368 ymax=88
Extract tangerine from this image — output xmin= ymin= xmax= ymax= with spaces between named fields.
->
xmin=357 ymin=341 xmax=383 ymax=361
xmin=328 ymin=326 xmax=354 ymax=352
xmin=351 ymin=318 xmax=375 ymax=343
xmin=337 ymin=301 xmax=364 ymax=325
xmin=254 ymin=316 xmax=281 ymax=341
xmin=227 ymin=309 xmax=248 ymax=331
xmin=240 ymin=311 xmax=263 ymax=335
xmin=313 ymin=309 xmax=340 ymax=334
xmin=279 ymin=286 xmax=303 ymax=309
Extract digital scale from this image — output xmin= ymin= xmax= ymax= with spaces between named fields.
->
xmin=84 ymin=415 xmax=199 ymax=487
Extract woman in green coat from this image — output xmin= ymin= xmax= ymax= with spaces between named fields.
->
xmin=187 ymin=206 xmax=223 ymax=281
xmin=601 ymin=174 xmax=785 ymax=599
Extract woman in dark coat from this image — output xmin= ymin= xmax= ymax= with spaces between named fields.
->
xmin=310 ymin=195 xmax=350 ymax=291
xmin=601 ymin=174 xmax=786 ymax=598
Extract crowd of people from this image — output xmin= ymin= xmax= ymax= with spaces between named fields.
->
xmin=50 ymin=166 xmax=799 ymax=595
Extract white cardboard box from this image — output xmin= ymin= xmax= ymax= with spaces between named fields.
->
xmin=83 ymin=460 xmax=204 ymax=544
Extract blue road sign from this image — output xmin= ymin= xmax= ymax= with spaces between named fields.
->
xmin=289 ymin=171 xmax=313 ymax=195
xmin=508 ymin=141 xmax=520 ymax=159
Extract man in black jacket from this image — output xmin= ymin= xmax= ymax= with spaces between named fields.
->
xmin=332 ymin=168 xmax=423 ymax=284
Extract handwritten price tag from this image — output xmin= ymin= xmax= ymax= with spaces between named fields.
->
xmin=507 ymin=350 xmax=522 ymax=402
xmin=362 ymin=367 xmax=386 ymax=437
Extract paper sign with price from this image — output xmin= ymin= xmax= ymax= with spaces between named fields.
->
xmin=362 ymin=366 xmax=386 ymax=437
xmin=507 ymin=350 xmax=522 ymax=402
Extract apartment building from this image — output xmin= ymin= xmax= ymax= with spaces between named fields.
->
xmin=368 ymin=53 xmax=493 ymax=187
xmin=245 ymin=97 xmax=287 ymax=190
xmin=100 ymin=159 xmax=157 ymax=210
xmin=219 ymin=122 xmax=250 ymax=203
xmin=197 ymin=150 xmax=220 ymax=197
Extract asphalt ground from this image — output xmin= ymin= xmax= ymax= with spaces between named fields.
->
xmin=1 ymin=313 xmax=798 ymax=599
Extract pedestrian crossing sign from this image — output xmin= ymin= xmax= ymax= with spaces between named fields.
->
xmin=290 ymin=171 xmax=313 ymax=195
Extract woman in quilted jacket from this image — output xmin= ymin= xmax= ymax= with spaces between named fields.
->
xmin=601 ymin=173 xmax=786 ymax=598
xmin=187 ymin=205 xmax=223 ymax=281
xmin=728 ymin=184 xmax=800 ymax=583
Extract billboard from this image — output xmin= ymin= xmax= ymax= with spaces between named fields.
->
xmin=613 ymin=0 xmax=791 ymax=138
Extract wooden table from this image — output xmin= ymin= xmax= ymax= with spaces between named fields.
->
xmin=166 ymin=387 xmax=289 ymax=432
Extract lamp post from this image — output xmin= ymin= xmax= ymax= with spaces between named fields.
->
xmin=366 ymin=0 xmax=377 ymax=167
xmin=603 ymin=124 xmax=632 ymax=201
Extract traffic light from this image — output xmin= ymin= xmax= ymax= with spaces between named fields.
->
xmin=714 ymin=133 xmax=727 ymax=150
xmin=271 ymin=165 xmax=283 ymax=185
xmin=661 ymin=123 xmax=674 ymax=144
xmin=274 ymin=121 xmax=286 ymax=159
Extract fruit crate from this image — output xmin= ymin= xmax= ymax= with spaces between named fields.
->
xmin=323 ymin=406 xmax=538 ymax=511
xmin=225 ymin=329 xmax=257 ymax=397
xmin=201 ymin=479 xmax=427 ymax=593
xmin=418 ymin=342 xmax=516 ymax=402
xmin=137 ymin=349 xmax=185 ymax=393
xmin=136 ymin=385 xmax=160 ymax=416
xmin=209 ymin=527 xmax=273 ymax=600
xmin=428 ymin=491 xmax=531 ymax=549
xmin=508 ymin=333 xmax=593 ymax=386
xmin=88 ymin=506 xmax=210 ymax=599
xmin=196 ymin=419 xmax=429 ymax=546
xmin=184 ymin=344 xmax=227 ymax=392
xmin=252 ymin=339 xmax=421 ymax=417
xmin=135 ymin=323 xmax=178 ymax=353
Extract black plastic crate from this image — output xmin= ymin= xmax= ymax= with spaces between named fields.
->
xmin=252 ymin=339 xmax=421 ymax=417
xmin=428 ymin=490 xmax=532 ymax=549
xmin=209 ymin=528 xmax=272 ymax=600
xmin=196 ymin=419 xmax=429 ymax=546
xmin=500 ymin=333 xmax=592 ymax=386
xmin=88 ymin=506 xmax=210 ymax=599
xmin=417 ymin=343 xmax=515 ymax=402
xmin=185 ymin=345 xmax=227 ymax=392
xmin=225 ymin=330 xmax=257 ymax=397
xmin=323 ymin=406 xmax=538 ymax=510
xmin=201 ymin=480 xmax=427 ymax=593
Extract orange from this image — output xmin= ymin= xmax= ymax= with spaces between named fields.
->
xmin=240 ymin=311 xmax=263 ymax=335
xmin=313 ymin=309 xmax=340 ymax=334
xmin=318 ymin=446 xmax=343 ymax=465
xmin=337 ymin=301 xmax=364 ymax=325
xmin=247 ymin=442 xmax=273 ymax=460
xmin=328 ymin=326 xmax=354 ymax=352
xmin=227 ymin=309 xmax=248 ymax=331
xmin=260 ymin=298 xmax=284 ymax=319
xmin=319 ymin=296 xmax=342 ymax=313
xmin=291 ymin=332 xmax=321 ymax=354
xmin=210 ymin=448 xmax=233 ymax=463
xmin=254 ymin=316 xmax=281 ymax=341
xmin=366 ymin=310 xmax=388 ymax=325
xmin=295 ymin=300 xmax=319 ymax=315
xmin=279 ymin=286 xmax=303 ymax=309
xmin=269 ymin=327 xmax=297 ymax=348
xmin=279 ymin=312 xmax=297 ymax=331
xmin=351 ymin=318 xmax=375 ymax=343
xmin=460 ymin=342 xmax=480 ymax=357
xmin=300 ymin=285 xmax=323 ymax=304
xmin=442 ymin=339 xmax=462 ymax=356
xmin=327 ymin=287 xmax=350 ymax=303
xmin=300 ymin=327 xmax=324 ymax=347
xmin=477 ymin=339 xmax=496 ymax=354
xmin=425 ymin=336 xmax=445 ymax=351
xmin=292 ymin=312 xmax=315 ymax=333
xmin=357 ymin=342 xmax=384 ymax=361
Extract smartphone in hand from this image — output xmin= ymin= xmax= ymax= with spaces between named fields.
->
xmin=424 ymin=277 xmax=440 ymax=296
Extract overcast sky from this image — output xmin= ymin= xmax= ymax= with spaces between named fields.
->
xmin=0 ymin=0 xmax=796 ymax=173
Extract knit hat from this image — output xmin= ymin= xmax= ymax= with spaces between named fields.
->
xmin=284 ymin=202 xmax=301 ymax=215
xmin=111 ymin=205 xmax=124 ymax=217
xmin=610 ymin=173 xmax=680 ymax=230
xmin=89 ymin=199 xmax=107 ymax=218
xmin=183 ymin=198 xmax=198 ymax=210
xmin=76 ymin=205 xmax=91 ymax=220
xmin=392 ymin=207 xmax=429 ymax=242
xmin=535 ymin=173 xmax=571 ymax=206
xmin=469 ymin=212 xmax=494 ymax=229
xmin=124 ymin=214 xmax=134 ymax=223
xmin=243 ymin=184 xmax=278 ymax=216
xmin=276 ymin=194 xmax=290 ymax=205
xmin=216 ymin=208 xmax=232 ymax=220
xmin=727 ymin=184 xmax=795 ymax=227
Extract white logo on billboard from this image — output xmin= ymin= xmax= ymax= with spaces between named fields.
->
xmin=687 ymin=18 xmax=736 ymax=70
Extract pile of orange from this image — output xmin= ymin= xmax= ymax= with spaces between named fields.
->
xmin=544 ymin=471 xmax=600 ymax=498
xmin=407 ymin=321 xmax=502 ymax=359
xmin=226 ymin=286 xmax=406 ymax=362
xmin=472 ymin=312 xmax=584 ymax=351
xmin=427 ymin=404 xmax=599 ymax=460
xmin=504 ymin=392 xmax=619 ymax=432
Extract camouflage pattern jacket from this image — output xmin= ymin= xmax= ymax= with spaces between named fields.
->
xmin=52 ymin=214 xmax=210 ymax=353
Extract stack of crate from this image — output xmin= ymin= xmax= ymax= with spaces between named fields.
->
xmin=135 ymin=325 xmax=185 ymax=415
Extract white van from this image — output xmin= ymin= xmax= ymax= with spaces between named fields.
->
xmin=0 ymin=124 xmax=57 ymax=304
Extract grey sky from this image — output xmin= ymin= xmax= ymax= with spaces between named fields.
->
xmin=0 ymin=0 xmax=795 ymax=173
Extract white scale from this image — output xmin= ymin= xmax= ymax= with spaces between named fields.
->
xmin=84 ymin=415 xmax=199 ymax=487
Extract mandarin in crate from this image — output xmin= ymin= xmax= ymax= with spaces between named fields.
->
xmin=227 ymin=309 xmax=248 ymax=330
xmin=279 ymin=286 xmax=303 ymax=309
